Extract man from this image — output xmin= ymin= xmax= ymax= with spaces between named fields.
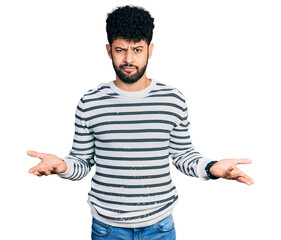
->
xmin=27 ymin=5 xmax=254 ymax=240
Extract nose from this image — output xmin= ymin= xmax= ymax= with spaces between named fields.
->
xmin=124 ymin=49 xmax=134 ymax=64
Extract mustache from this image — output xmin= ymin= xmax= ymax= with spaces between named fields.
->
xmin=120 ymin=64 xmax=138 ymax=68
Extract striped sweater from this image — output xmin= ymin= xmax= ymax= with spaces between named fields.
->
xmin=58 ymin=78 xmax=214 ymax=228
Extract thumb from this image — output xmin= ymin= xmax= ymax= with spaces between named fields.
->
xmin=235 ymin=158 xmax=252 ymax=165
xmin=27 ymin=150 xmax=45 ymax=159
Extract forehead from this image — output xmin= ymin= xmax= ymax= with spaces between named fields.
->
xmin=112 ymin=38 xmax=148 ymax=48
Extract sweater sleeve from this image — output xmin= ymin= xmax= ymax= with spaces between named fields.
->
xmin=169 ymin=98 xmax=214 ymax=180
xmin=58 ymin=96 xmax=95 ymax=181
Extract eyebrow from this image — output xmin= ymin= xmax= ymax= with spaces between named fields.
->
xmin=115 ymin=46 xmax=144 ymax=50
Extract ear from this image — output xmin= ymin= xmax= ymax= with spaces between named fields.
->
xmin=106 ymin=44 xmax=112 ymax=59
xmin=148 ymin=43 xmax=154 ymax=59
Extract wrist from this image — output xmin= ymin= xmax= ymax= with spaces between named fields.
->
xmin=60 ymin=161 xmax=68 ymax=173
xmin=205 ymin=161 xmax=220 ymax=179
xmin=57 ymin=158 xmax=73 ymax=178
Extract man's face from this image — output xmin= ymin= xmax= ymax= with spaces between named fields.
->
xmin=106 ymin=39 xmax=153 ymax=84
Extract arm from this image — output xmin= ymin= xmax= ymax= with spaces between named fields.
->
xmin=57 ymin=96 xmax=95 ymax=181
xmin=28 ymin=96 xmax=95 ymax=181
xmin=169 ymin=95 xmax=254 ymax=185
xmin=169 ymin=98 xmax=214 ymax=180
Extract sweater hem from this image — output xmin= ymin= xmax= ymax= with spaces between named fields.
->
xmin=88 ymin=198 xmax=177 ymax=228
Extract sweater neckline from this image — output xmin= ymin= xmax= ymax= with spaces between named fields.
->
xmin=109 ymin=78 xmax=156 ymax=98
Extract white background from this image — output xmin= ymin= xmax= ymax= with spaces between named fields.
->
xmin=1 ymin=0 xmax=280 ymax=239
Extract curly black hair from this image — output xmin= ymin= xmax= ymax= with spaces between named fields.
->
xmin=106 ymin=5 xmax=155 ymax=45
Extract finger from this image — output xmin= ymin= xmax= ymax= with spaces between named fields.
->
xmin=33 ymin=170 xmax=42 ymax=176
xmin=39 ymin=168 xmax=52 ymax=176
xmin=240 ymin=173 xmax=255 ymax=185
xmin=27 ymin=150 xmax=45 ymax=159
xmin=249 ymin=177 xmax=255 ymax=185
xmin=237 ymin=176 xmax=252 ymax=186
xmin=38 ymin=168 xmax=47 ymax=175
xmin=52 ymin=164 xmax=57 ymax=173
xmin=44 ymin=170 xmax=51 ymax=176
xmin=232 ymin=167 xmax=254 ymax=184
xmin=225 ymin=166 xmax=235 ymax=176
xmin=229 ymin=171 xmax=244 ymax=179
xmin=52 ymin=164 xmax=65 ymax=174
xmin=29 ymin=164 xmax=40 ymax=173
xmin=52 ymin=164 xmax=62 ymax=173
xmin=29 ymin=167 xmax=37 ymax=173
xmin=235 ymin=158 xmax=252 ymax=165
xmin=227 ymin=166 xmax=234 ymax=172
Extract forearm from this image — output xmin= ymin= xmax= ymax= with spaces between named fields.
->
xmin=57 ymin=153 xmax=94 ymax=181
xmin=171 ymin=147 xmax=214 ymax=180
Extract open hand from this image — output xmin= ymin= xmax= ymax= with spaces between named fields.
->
xmin=210 ymin=158 xmax=254 ymax=186
xmin=27 ymin=150 xmax=67 ymax=176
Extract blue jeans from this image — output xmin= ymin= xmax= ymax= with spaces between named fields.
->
xmin=91 ymin=215 xmax=176 ymax=240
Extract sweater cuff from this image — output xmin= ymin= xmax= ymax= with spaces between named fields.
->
xmin=57 ymin=157 xmax=74 ymax=179
xmin=197 ymin=157 xmax=215 ymax=180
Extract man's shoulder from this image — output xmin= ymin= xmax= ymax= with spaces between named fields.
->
xmin=155 ymin=79 xmax=186 ymax=101
xmin=79 ymin=81 xmax=112 ymax=101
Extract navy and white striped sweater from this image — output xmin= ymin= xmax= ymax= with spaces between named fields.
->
xmin=58 ymin=78 xmax=213 ymax=228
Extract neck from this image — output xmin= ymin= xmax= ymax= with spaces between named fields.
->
xmin=114 ymin=74 xmax=151 ymax=92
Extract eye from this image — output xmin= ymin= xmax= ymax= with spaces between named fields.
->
xmin=135 ymin=48 xmax=142 ymax=53
xmin=116 ymin=49 xmax=124 ymax=53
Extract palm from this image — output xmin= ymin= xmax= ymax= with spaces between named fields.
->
xmin=28 ymin=150 xmax=67 ymax=176
xmin=210 ymin=158 xmax=254 ymax=186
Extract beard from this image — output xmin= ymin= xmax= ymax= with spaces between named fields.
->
xmin=111 ymin=55 xmax=149 ymax=84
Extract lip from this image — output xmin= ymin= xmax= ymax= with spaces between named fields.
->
xmin=122 ymin=66 xmax=135 ymax=72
